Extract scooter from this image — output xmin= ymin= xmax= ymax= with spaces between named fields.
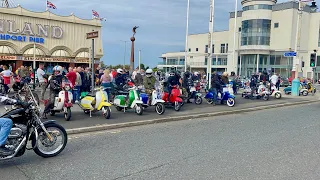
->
xmin=188 ymin=81 xmax=203 ymax=105
xmin=242 ymin=83 xmax=270 ymax=100
xmin=139 ymin=86 xmax=166 ymax=115
xmin=113 ymin=85 xmax=144 ymax=115
xmin=205 ymin=85 xmax=235 ymax=107
xmin=268 ymin=83 xmax=282 ymax=99
xmin=47 ymin=79 xmax=73 ymax=121
xmin=161 ymin=85 xmax=183 ymax=111
xmin=78 ymin=86 xmax=112 ymax=119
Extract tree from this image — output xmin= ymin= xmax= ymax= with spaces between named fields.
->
xmin=152 ymin=67 xmax=158 ymax=72
xmin=139 ymin=63 xmax=145 ymax=70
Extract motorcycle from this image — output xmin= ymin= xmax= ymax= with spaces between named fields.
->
xmin=48 ymin=78 xmax=73 ymax=121
xmin=0 ymin=84 xmax=67 ymax=159
xmin=161 ymin=85 xmax=183 ymax=111
xmin=205 ymin=85 xmax=235 ymax=107
xmin=139 ymin=86 xmax=166 ymax=115
xmin=113 ymin=85 xmax=144 ymax=115
xmin=242 ymin=83 xmax=270 ymax=101
xmin=78 ymin=86 xmax=112 ymax=119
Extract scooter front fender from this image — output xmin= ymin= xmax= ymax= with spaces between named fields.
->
xmin=175 ymin=97 xmax=183 ymax=103
xmin=151 ymin=99 xmax=165 ymax=105
xmin=97 ymin=102 xmax=112 ymax=110
xmin=131 ymin=100 xmax=143 ymax=109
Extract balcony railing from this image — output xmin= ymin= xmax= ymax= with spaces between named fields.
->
xmin=157 ymin=61 xmax=185 ymax=65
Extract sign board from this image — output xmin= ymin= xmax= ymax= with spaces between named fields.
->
xmin=74 ymin=59 xmax=89 ymax=63
xmin=87 ymin=31 xmax=98 ymax=39
xmin=23 ymin=57 xmax=71 ymax=62
xmin=0 ymin=55 xmax=16 ymax=60
xmin=284 ymin=52 xmax=296 ymax=57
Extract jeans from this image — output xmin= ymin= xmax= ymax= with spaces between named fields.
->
xmin=73 ymin=86 xmax=81 ymax=102
xmin=101 ymin=82 xmax=112 ymax=100
xmin=210 ymin=87 xmax=217 ymax=102
xmin=3 ymin=84 xmax=9 ymax=93
xmin=0 ymin=118 xmax=12 ymax=146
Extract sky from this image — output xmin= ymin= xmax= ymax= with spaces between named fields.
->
xmin=13 ymin=0 xmax=311 ymax=68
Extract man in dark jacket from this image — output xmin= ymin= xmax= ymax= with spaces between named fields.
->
xmin=115 ymin=68 xmax=126 ymax=90
xmin=167 ymin=71 xmax=181 ymax=101
xmin=182 ymin=71 xmax=193 ymax=103
xmin=210 ymin=72 xmax=221 ymax=105
xmin=42 ymin=66 xmax=64 ymax=119
xmin=250 ymin=74 xmax=259 ymax=99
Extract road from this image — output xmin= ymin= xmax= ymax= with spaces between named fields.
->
xmin=1 ymin=102 xmax=320 ymax=179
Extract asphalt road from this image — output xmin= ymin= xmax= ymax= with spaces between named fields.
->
xmin=1 ymin=102 xmax=320 ymax=179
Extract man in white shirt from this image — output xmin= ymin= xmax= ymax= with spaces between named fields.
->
xmin=37 ymin=63 xmax=47 ymax=100
xmin=270 ymin=73 xmax=278 ymax=86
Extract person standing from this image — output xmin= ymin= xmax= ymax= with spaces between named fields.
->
xmin=37 ymin=63 xmax=47 ymax=100
xmin=270 ymin=73 xmax=279 ymax=88
xmin=0 ymin=66 xmax=13 ymax=94
xmin=210 ymin=72 xmax=221 ymax=105
xmin=100 ymin=69 xmax=113 ymax=100
xmin=74 ymin=68 xmax=82 ymax=103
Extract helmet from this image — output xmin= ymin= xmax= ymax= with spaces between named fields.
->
xmin=194 ymin=72 xmax=199 ymax=76
xmin=117 ymin=68 xmax=123 ymax=74
xmin=53 ymin=66 xmax=62 ymax=74
xmin=146 ymin=69 xmax=153 ymax=77
xmin=169 ymin=71 xmax=175 ymax=76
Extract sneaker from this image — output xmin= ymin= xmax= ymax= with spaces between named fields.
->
xmin=0 ymin=146 xmax=14 ymax=156
xmin=75 ymin=100 xmax=79 ymax=104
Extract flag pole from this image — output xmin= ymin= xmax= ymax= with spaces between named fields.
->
xmin=46 ymin=0 xmax=48 ymax=11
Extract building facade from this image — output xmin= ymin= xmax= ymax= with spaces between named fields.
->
xmin=159 ymin=0 xmax=320 ymax=79
xmin=0 ymin=5 xmax=103 ymax=72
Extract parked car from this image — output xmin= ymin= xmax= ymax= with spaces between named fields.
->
xmin=280 ymin=78 xmax=290 ymax=87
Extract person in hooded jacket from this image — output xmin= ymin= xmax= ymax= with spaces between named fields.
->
xmin=250 ymin=73 xmax=259 ymax=99
xmin=166 ymin=71 xmax=181 ymax=101
xmin=182 ymin=71 xmax=193 ymax=103
xmin=210 ymin=72 xmax=221 ymax=105
xmin=134 ymin=70 xmax=143 ymax=87
xmin=42 ymin=66 xmax=64 ymax=119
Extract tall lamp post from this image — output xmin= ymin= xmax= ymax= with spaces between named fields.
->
xmin=292 ymin=0 xmax=317 ymax=96
xmin=207 ymin=0 xmax=214 ymax=88
xmin=184 ymin=0 xmax=190 ymax=72
xmin=120 ymin=40 xmax=128 ymax=69
xmin=232 ymin=0 xmax=238 ymax=74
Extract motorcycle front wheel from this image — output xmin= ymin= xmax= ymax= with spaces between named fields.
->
xmin=64 ymin=107 xmax=71 ymax=121
xmin=32 ymin=123 xmax=68 ymax=158
xmin=103 ymin=106 xmax=111 ymax=119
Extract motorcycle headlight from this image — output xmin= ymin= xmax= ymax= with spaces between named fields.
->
xmin=64 ymin=85 xmax=70 ymax=91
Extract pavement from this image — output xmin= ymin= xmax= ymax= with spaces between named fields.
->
xmin=1 ymin=102 xmax=320 ymax=179
xmin=1 ymin=87 xmax=319 ymax=133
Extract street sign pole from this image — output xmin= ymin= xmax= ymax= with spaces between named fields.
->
xmin=86 ymin=30 xmax=98 ymax=92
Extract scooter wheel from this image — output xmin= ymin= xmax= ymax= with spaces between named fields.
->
xmin=50 ymin=110 xmax=55 ymax=116
xmin=155 ymin=103 xmax=165 ymax=115
xmin=275 ymin=92 xmax=281 ymax=99
xmin=64 ymin=107 xmax=71 ymax=121
xmin=195 ymin=96 xmax=203 ymax=105
xmin=135 ymin=104 xmax=143 ymax=115
xmin=174 ymin=102 xmax=182 ymax=111
xmin=262 ymin=94 xmax=269 ymax=101
xmin=226 ymin=98 xmax=235 ymax=107
xmin=103 ymin=106 xmax=111 ymax=119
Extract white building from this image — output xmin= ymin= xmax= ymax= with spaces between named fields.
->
xmin=158 ymin=0 xmax=320 ymax=79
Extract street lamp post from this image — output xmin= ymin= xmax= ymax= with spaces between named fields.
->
xmin=120 ymin=40 xmax=128 ymax=69
xmin=292 ymin=0 xmax=317 ymax=96
xmin=232 ymin=0 xmax=238 ymax=74
xmin=184 ymin=0 xmax=190 ymax=72
xmin=207 ymin=0 xmax=214 ymax=88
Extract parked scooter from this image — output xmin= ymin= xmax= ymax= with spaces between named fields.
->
xmin=188 ymin=81 xmax=203 ymax=104
xmin=242 ymin=83 xmax=270 ymax=100
xmin=205 ymin=85 xmax=235 ymax=107
xmin=46 ymin=79 xmax=73 ymax=121
xmin=161 ymin=85 xmax=183 ymax=111
xmin=113 ymin=85 xmax=144 ymax=115
xmin=78 ymin=86 xmax=112 ymax=119
xmin=139 ymin=86 xmax=166 ymax=115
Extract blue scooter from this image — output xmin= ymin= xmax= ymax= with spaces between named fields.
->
xmin=204 ymin=86 xmax=235 ymax=107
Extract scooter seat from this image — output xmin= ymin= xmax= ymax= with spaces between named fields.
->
xmin=118 ymin=91 xmax=129 ymax=94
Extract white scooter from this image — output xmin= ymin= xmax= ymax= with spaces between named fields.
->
xmin=268 ymin=83 xmax=282 ymax=99
xmin=49 ymin=79 xmax=73 ymax=121
xmin=139 ymin=85 xmax=166 ymax=115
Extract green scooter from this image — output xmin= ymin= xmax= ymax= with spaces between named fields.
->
xmin=113 ymin=86 xmax=144 ymax=115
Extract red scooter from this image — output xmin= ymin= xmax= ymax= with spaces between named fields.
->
xmin=162 ymin=85 xmax=183 ymax=111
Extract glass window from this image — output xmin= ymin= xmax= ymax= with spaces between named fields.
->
xmin=205 ymin=45 xmax=208 ymax=53
xmin=188 ymin=48 xmax=191 ymax=52
xmin=243 ymin=4 xmax=272 ymax=11
xmin=213 ymin=58 xmax=217 ymax=65
xmin=217 ymin=58 xmax=221 ymax=65
xmin=241 ymin=19 xmax=271 ymax=46
xmin=205 ymin=57 xmax=208 ymax=65
xmin=226 ymin=44 xmax=228 ymax=53
xmin=212 ymin=45 xmax=214 ymax=53
xmin=275 ymin=55 xmax=281 ymax=65
xmin=196 ymin=48 xmax=198 ymax=52
xmin=270 ymin=55 xmax=275 ymax=65
xmin=274 ymin=23 xmax=279 ymax=28
xmin=220 ymin=44 xmax=226 ymax=53
xmin=318 ymin=25 xmax=320 ymax=47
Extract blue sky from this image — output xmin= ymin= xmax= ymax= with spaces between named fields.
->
xmin=15 ymin=0 xmax=307 ymax=67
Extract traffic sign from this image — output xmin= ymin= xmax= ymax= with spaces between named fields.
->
xmin=283 ymin=52 xmax=296 ymax=57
